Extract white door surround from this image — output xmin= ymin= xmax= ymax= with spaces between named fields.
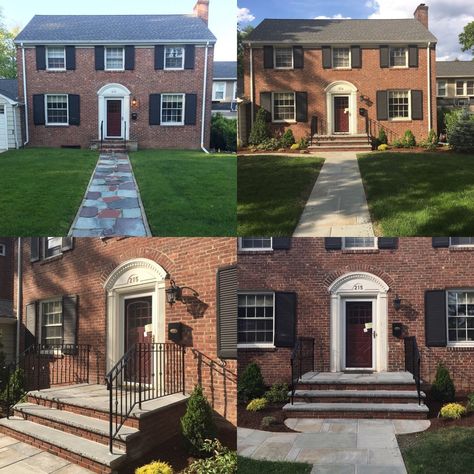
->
xmin=104 ymin=258 xmax=168 ymax=372
xmin=328 ymin=272 xmax=389 ymax=373
xmin=97 ymin=83 xmax=131 ymax=140
xmin=325 ymin=81 xmax=358 ymax=135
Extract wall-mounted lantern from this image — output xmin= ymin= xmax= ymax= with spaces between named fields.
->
xmin=165 ymin=279 xmax=199 ymax=305
xmin=131 ymin=97 xmax=139 ymax=108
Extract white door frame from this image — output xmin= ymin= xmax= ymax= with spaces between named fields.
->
xmin=0 ymin=104 xmax=8 ymax=149
xmin=104 ymin=97 xmax=124 ymax=139
xmin=325 ymin=81 xmax=358 ymax=135
xmin=97 ymin=83 xmax=131 ymax=140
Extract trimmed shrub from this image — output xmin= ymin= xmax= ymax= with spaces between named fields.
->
xmin=391 ymin=138 xmax=404 ymax=148
xmin=290 ymin=143 xmax=300 ymax=150
xmin=181 ymin=385 xmax=216 ymax=455
xmin=467 ymin=393 xmax=474 ymax=412
xmin=210 ymin=114 xmax=236 ymax=152
xmin=420 ymin=129 xmax=438 ymax=150
xmin=256 ymin=138 xmax=281 ymax=151
xmin=402 ymin=130 xmax=416 ymax=148
xmin=249 ymin=108 xmax=270 ymax=145
xmin=298 ymin=137 xmax=309 ymax=149
xmin=265 ymin=383 xmax=289 ymax=404
xmin=261 ymin=416 xmax=278 ymax=429
xmin=185 ymin=439 xmax=237 ymax=474
xmin=377 ymin=144 xmax=389 ymax=151
xmin=439 ymin=403 xmax=466 ymax=420
xmin=246 ymin=398 xmax=268 ymax=412
xmin=280 ymin=129 xmax=296 ymax=148
xmin=449 ymin=113 xmax=474 ymax=152
xmin=378 ymin=128 xmax=388 ymax=145
xmin=238 ymin=362 xmax=265 ymax=402
xmin=135 ymin=461 xmax=173 ymax=474
xmin=444 ymin=108 xmax=464 ymax=140
xmin=431 ymin=364 xmax=455 ymax=403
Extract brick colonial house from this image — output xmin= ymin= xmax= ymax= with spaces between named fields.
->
xmin=212 ymin=61 xmax=237 ymax=118
xmin=0 ymin=237 xmax=236 ymax=473
xmin=242 ymin=4 xmax=437 ymax=150
xmin=436 ymin=60 xmax=474 ymax=111
xmin=238 ymin=237 xmax=474 ymax=419
xmin=14 ymin=0 xmax=215 ymax=150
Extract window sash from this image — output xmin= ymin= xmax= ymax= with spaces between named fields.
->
xmin=164 ymin=47 xmax=184 ymax=69
xmin=456 ymin=81 xmax=465 ymax=96
xmin=239 ymin=237 xmax=273 ymax=251
xmin=105 ymin=47 xmax=124 ymax=70
xmin=238 ymin=293 xmax=275 ymax=346
xmin=390 ymin=47 xmax=408 ymax=67
xmin=467 ymin=81 xmax=474 ymax=95
xmin=41 ymin=300 xmax=63 ymax=346
xmin=388 ymin=90 xmax=410 ymax=119
xmin=332 ymin=48 xmax=350 ymax=68
xmin=274 ymin=47 xmax=293 ymax=69
xmin=450 ymin=237 xmax=474 ymax=247
xmin=212 ymin=82 xmax=226 ymax=100
xmin=47 ymin=47 xmax=66 ymax=70
xmin=342 ymin=237 xmax=377 ymax=249
xmin=272 ymin=92 xmax=295 ymax=122
xmin=161 ymin=93 xmax=184 ymax=125
xmin=437 ymin=81 xmax=447 ymax=97
xmin=46 ymin=95 xmax=68 ymax=125
xmin=447 ymin=291 xmax=474 ymax=345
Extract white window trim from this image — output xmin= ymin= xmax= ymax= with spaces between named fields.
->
xmin=387 ymin=90 xmax=412 ymax=122
xmin=238 ymin=237 xmax=273 ymax=251
xmin=232 ymin=81 xmax=237 ymax=100
xmin=45 ymin=94 xmax=69 ymax=127
xmin=455 ymin=80 xmax=466 ymax=97
xmin=389 ymin=47 xmax=408 ymax=69
xmin=39 ymin=297 xmax=64 ymax=349
xmin=271 ymin=91 xmax=296 ymax=123
xmin=437 ymin=80 xmax=447 ymax=97
xmin=332 ymin=47 xmax=351 ymax=70
xmin=160 ymin=93 xmax=185 ymax=126
xmin=449 ymin=238 xmax=474 ymax=248
xmin=212 ymin=81 xmax=226 ymax=101
xmin=274 ymin=46 xmax=294 ymax=70
xmin=0 ymin=244 xmax=5 ymax=256
xmin=446 ymin=289 xmax=474 ymax=347
xmin=342 ymin=238 xmax=378 ymax=250
xmin=46 ymin=46 xmax=66 ymax=71
xmin=164 ymin=46 xmax=185 ymax=71
xmin=104 ymin=47 xmax=125 ymax=71
xmin=237 ymin=291 xmax=275 ymax=349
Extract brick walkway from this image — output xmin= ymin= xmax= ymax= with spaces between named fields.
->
xmin=69 ymin=153 xmax=151 ymax=237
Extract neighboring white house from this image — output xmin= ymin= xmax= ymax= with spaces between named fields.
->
xmin=0 ymin=79 xmax=23 ymax=150
xmin=212 ymin=61 xmax=237 ymax=119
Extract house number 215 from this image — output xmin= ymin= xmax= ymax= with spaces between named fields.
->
xmin=353 ymin=284 xmax=363 ymax=290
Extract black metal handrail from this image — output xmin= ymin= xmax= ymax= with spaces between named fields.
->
xmin=290 ymin=337 xmax=315 ymax=404
xmin=105 ymin=342 xmax=185 ymax=453
xmin=123 ymin=121 xmax=127 ymax=152
xmin=310 ymin=115 xmax=328 ymax=145
xmin=100 ymin=120 xmax=104 ymax=149
xmin=365 ymin=116 xmax=399 ymax=145
xmin=404 ymin=336 xmax=422 ymax=405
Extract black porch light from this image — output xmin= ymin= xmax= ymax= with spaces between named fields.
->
xmin=394 ymin=294 xmax=401 ymax=311
xmin=166 ymin=279 xmax=183 ymax=305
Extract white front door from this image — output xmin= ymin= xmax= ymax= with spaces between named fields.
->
xmin=0 ymin=105 xmax=8 ymax=149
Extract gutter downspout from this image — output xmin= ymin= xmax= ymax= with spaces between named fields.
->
xmin=21 ymin=43 xmax=29 ymax=146
xmin=12 ymin=104 xmax=19 ymax=149
xmin=15 ymin=238 xmax=22 ymax=363
xmin=250 ymin=45 xmax=254 ymax=127
xmin=427 ymin=41 xmax=432 ymax=133
xmin=200 ymin=41 xmax=210 ymax=154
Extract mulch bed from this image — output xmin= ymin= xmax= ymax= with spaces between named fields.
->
xmin=238 ymin=403 xmax=294 ymax=432
xmin=425 ymin=392 xmax=474 ymax=431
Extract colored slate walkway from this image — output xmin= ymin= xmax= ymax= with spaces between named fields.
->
xmin=293 ymin=152 xmax=374 ymax=237
xmin=69 ymin=153 xmax=151 ymax=237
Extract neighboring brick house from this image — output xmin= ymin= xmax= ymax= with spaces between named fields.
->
xmin=242 ymin=4 xmax=437 ymax=149
xmin=0 ymin=237 xmax=236 ymax=473
xmin=0 ymin=238 xmax=16 ymax=363
xmin=436 ymin=61 xmax=474 ymax=110
xmin=0 ymin=80 xmax=22 ymax=150
xmin=14 ymin=0 xmax=215 ymax=150
xmin=212 ymin=61 xmax=237 ymax=118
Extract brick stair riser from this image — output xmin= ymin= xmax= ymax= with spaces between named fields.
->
xmin=295 ymin=383 xmax=415 ymax=391
xmin=292 ymin=396 xmax=422 ymax=404
xmin=285 ymin=411 xmax=427 ymax=420
xmin=309 ymin=148 xmax=372 ymax=152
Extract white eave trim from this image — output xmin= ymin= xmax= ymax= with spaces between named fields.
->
xmin=14 ymin=39 xmax=216 ymax=45
xmin=0 ymin=93 xmax=18 ymax=105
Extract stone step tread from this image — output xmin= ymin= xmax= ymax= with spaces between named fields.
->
xmin=298 ymin=372 xmax=417 ymax=385
xmin=291 ymin=390 xmax=426 ymax=398
xmin=283 ymin=402 xmax=429 ymax=412
xmin=15 ymin=403 xmax=138 ymax=441
xmin=0 ymin=417 xmax=126 ymax=468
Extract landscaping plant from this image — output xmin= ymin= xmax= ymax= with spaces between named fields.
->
xmin=210 ymin=113 xmax=237 ymax=152
xmin=420 ymin=129 xmax=438 ymax=151
xmin=378 ymin=128 xmax=388 ymax=145
xmin=402 ymin=129 xmax=416 ymax=148
xmin=185 ymin=439 xmax=237 ymax=474
xmin=431 ymin=364 xmax=456 ymax=402
xmin=298 ymin=137 xmax=309 ymax=149
xmin=280 ymin=129 xmax=296 ymax=148
xmin=467 ymin=393 xmax=474 ymax=411
xmin=238 ymin=362 xmax=265 ymax=402
xmin=260 ymin=416 xmax=278 ymax=429
xmin=246 ymin=398 xmax=268 ymax=412
xmin=439 ymin=403 xmax=467 ymax=420
xmin=249 ymin=108 xmax=269 ymax=146
xmin=377 ymin=144 xmax=389 ymax=151
xmin=449 ymin=110 xmax=474 ymax=152
xmin=135 ymin=461 xmax=173 ymax=474
xmin=265 ymin=382 xmax=289 ymax=404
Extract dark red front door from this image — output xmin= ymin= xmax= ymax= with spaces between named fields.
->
xmin=346 ymin=301 xmax=373 ymax=368
xmin=334 ymin=96 xmax=349 ymax=133
xmin=106 ymin=100 xmax=122 ymax=137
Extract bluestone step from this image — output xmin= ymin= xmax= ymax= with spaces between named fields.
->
xmin=283 ymin=402 xmax=429 ymax=413
xmin=291 ymin=389 xmax=426 ymax=399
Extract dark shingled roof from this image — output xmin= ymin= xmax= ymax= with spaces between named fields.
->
xmin=214 ymin=61 xmax=236 ymax=79
xmin=0 ymin=79 xmax=19 ymax=101
xmin=437 ymin=61 xmax=474 ymax=77
xmin=246 ymin=19 xmax=437 ymax=44
xmin=15 ymin=15 xmax=216 ymax=44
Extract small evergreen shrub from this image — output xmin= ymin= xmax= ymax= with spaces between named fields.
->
xmin=439 ymin=403 xmax=466 ymax=420
xmin=280 ymin=129 xmax=296 ymax=148
xmin=378 ymin=128 xmax=388 ymax=145
xmin=260 ymin=416 xmax=278 ymax=429
xmin=444 ymin=108 xmax=464 ymax=140
xmin=135 ymin=461 xmax=173 ymax=474
xmin=265 ymin=383 xmax=289 ymax=404
xmin=238 ymin=362 xmax=265 ymax=402
xmin=298 ymin=137 xmax=309 ymax=149
xmin=391 ymin=138 xmax=404 ymax=148
xmin=246 ymin=398 xmax=268 ymax=412
xmin=290 ymin=143 xmax=300 ymax=150
xmin=249 ymin=108 xmax=270 ymax=145
xmin=377 ymin=144 xmax=389 ymax=151
xmin=210 ymin=114 xmax=236 ymax=152
xmin=467 ymin=393 xmax=474 ymax=412
xmin=184 ymin=439 xmax=237 ymax=474
xmin=402 ymin=130 xmax=416 ymax=148
xmin=420 ymin=129 xmax=438 ymax=150
xmin=431 ymin=364 xmax=455 ymax=402
xmin=181 ymin=385 xmax=216 ymax=455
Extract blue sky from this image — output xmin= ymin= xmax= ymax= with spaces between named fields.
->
xmin=1 ymin=0 xmax=237 ymax=60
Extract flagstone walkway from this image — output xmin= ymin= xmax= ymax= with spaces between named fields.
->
xmin=69 ymin=153 xmax=151 ymax=237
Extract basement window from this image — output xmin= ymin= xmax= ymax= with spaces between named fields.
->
xmin=342 ymin=238 xmax=377 ymax=250
xmin=239 ymin=237 xmax=273 ymax=251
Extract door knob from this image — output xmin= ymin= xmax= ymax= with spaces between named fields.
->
xmin=373 ymin=331 xmax=377 ymax=339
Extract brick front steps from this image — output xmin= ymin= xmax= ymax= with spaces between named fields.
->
xmin=292 ymin=389 xmax=426 ymax=404
xmin=309 ymin=134 xmax=372 ymax=152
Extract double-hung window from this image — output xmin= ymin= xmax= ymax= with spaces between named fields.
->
xmin=447 ymin=290 xmax=474 ymax=345
xmin=105 ymin=47 xmax=124 ymax=70
xmin=46 ymin=47 xmax=66 ymax=70
xmin=161 ymin=93 xmax=185 ymax=125
xmin=238 ymin=293 xmax=274 ymax=346
xmin=390 ymin=47 xmax=408 ymax=67
xmin=437 ymin=80 xmax=447 ymax=97
xmin=342 ymin=238 xmax=377 ymax=250
xmin=332 ymin=48 xmax=350 ymax=68
xmin=165 ymin=47 xmax=184 ymax=69
xmin=272 ymin=92 xmax=295 ymax=122
xmin=212 ymin=82 xmax=226 ymax=100
xmin=456 ymin=80 xmax=474 ymax=96
xmin=388 ymin=90 xmax=410 ymax=120
xmin=239 ymin=237 xmax=273 ymax=251
xmin=46 ymin=95 xmax=68 ymax=125
xmin=274 ymin=47 xmax=293 ymax=69
xmin=41 ymin=299 xmax=63 ymax=346
xmin=456 ymin=81 xmax=465 ymax=96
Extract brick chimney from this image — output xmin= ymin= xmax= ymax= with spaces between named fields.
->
xmin=193 ymin=0 xmax=209 ymax=25
xmin=414 ymin=3 xmax=429 ymax=29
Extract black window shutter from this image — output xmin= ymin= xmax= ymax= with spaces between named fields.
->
xmin=68 ymin=95 xmax=80 ymax=126
xmin=61 ymin=237 xmax=74 ymax=252
xmin=149 ymin=94 xmax=161 ymax=125
xmin=125 ymin=45 xmax=135 ymax=70
xmin=378 ymin=237 xmax=398 ymax=249
xmin=325 ymin=237 xmax=342 ymax=250
xmin=36 ymin=46 xmax=46 ymax=70
xmin=184 ymin=93 xmax=197 ymax=125
xmin=379 ymin=45 xmax=389 ymax=68
xmin=155 ymin=45 xmax=164 ymax=70
xmin=408 ymin=45 xmax=418 ymax=68
xmin=322 ymin=46 xmax=332 ymax=69
xmin=65 ymin=46 xmax=76 ymax=70
xmin=351 ymin=46 xmax=361 ymax=68
xmin=25 ymin=302 xmax=37 ymax=348
xmin=425 ymin=290 xmax=447 ymax=347
xmin=432 ymin=237 xmax=450 ymax=248
xmin=33 ymin=95 xmax=45 ymax=125
xmin=260 ymin=92 xmax=272 ymax=122
xmin=273 ymin=238 xmax=291 ymax=250
xmin=217 ymin=266 xmax=237 ymax=359
xmin=95 ymin=46 xmax=104 ymax=70
xmin=263 ymin=46 xmax=274 ymax=69
xmin=63 ymin=295 xmax=78 ymax=349
xmin=293 ymin=46 xmax=304 ymax=69
xmin=30 ymin=237 xmax=40 ymax=262
xmin=376 ymin=90 xmax=388 ymax=121
xmin=184 ymin=45 xmax=195 ymax=69
xmin=411 ymin=90 xmax=423 ymax=120
xmin=296 ymin=92 xmax=308 ymax=123
xmin=274 ymin=292 xmax=296 ymax=347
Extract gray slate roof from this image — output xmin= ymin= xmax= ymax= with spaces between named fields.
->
xmin=246 ymin=19 xmax=437 ymax=44
xmin=15 ymin=15 xmax=216 ymax=44
xmin=214 ymin=61 xmax=236 ymax=79
xmin=0 ymin=79 xmax=19 ymax=101
xmin=437 ymin=61 xmax=474 ymax=77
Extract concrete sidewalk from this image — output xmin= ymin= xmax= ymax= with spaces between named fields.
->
xmin=293 ymin=152 xmax=374 ymax=237
xmin=238 ymin=418 xmax=430 ymax=474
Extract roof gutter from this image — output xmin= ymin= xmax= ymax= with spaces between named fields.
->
xmin=12 ymin=103 xmax=19 ymax=149
xmin=21 ymin=43 xmax=29 ymax=146
xmin=15 ymin=238 xmax=22 ymax=363
xmin=427 ymin=41 xmax=432 ymax=133
xmin=250 ymin=45 xmax=254 ymax=127
xmin=200 ymin=41 xmax=210 ymax=154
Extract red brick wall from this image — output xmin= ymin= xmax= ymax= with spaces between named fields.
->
xmin=0 ymin=238 xmax=14 ymax=302
xmin=14 ymin=237 xmax=237 ymax=424
xmin=16 ymin=45 xmax=213 ymax=149
xmin=238 ymin=238 xmax=474 ymax=391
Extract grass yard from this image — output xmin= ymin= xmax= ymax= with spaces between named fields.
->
xmin=130 ymin=150 xmax=236 ymax=236
xmin=399 ymin=426 xmax=474 ymax=474
xmin=237 ymin=155 xmax=324 ymax=236
xmin=238 ymin=456 xmax=312 ymax=474
xmin=358 ymin=152 xmax=474 ymax=235
xmin=0 ymin=147 xmax=97 ymax=235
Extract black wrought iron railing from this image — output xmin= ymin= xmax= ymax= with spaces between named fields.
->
xmin=290 ymin=337 xmax=315 ymax=404
xmin=310 ymin=115 xmax=327 ymax=145
xmin=365 ymin=116 xmax=399 ymax=146
xmin=100 ymin=120 xmax=104 ymax=149
xmin=105 ymin=342 xmax=185 ymax=453
xmin=404 ymin=336 xmax=422 ymax=405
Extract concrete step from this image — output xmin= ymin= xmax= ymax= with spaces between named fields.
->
xmin=0 ymin=416 xmax=126 ymax=473
xmin=291 ymin=390 xmax=425 ymax=404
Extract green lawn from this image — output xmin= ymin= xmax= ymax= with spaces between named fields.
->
xmin=130 ymin=150 xmax=236 ymax=236
xmin=399 ymin=427 xmax=474 ymax=474
xmin=237 ymin=155 xmax=324 ymax=236
xmin=358 ymin=152 xmax=474 ymax=235
xmin=238 ymin=456 xmax=312 ymax=474
xmin=0 ymin=148 xmax=97 ymax=235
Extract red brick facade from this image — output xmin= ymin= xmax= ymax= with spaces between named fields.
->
xmin=0 ymin=238 xmax=14 ymax=302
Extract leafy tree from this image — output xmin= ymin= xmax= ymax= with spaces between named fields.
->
xmin=459 ymin=21 xmax=474 ymax=56
xmin=0 ymin=10 xmax=18 ymax=79
xmin=237 ymin=25 xmax=254 ymax=79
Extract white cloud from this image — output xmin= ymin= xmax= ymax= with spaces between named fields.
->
xmin=314 ymin=14 xmax=352 ymax=19
xmin=237 ymin=7 xmax=255 ymax=24
xmin=367 ymin=0 xmax=474 ymax=60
